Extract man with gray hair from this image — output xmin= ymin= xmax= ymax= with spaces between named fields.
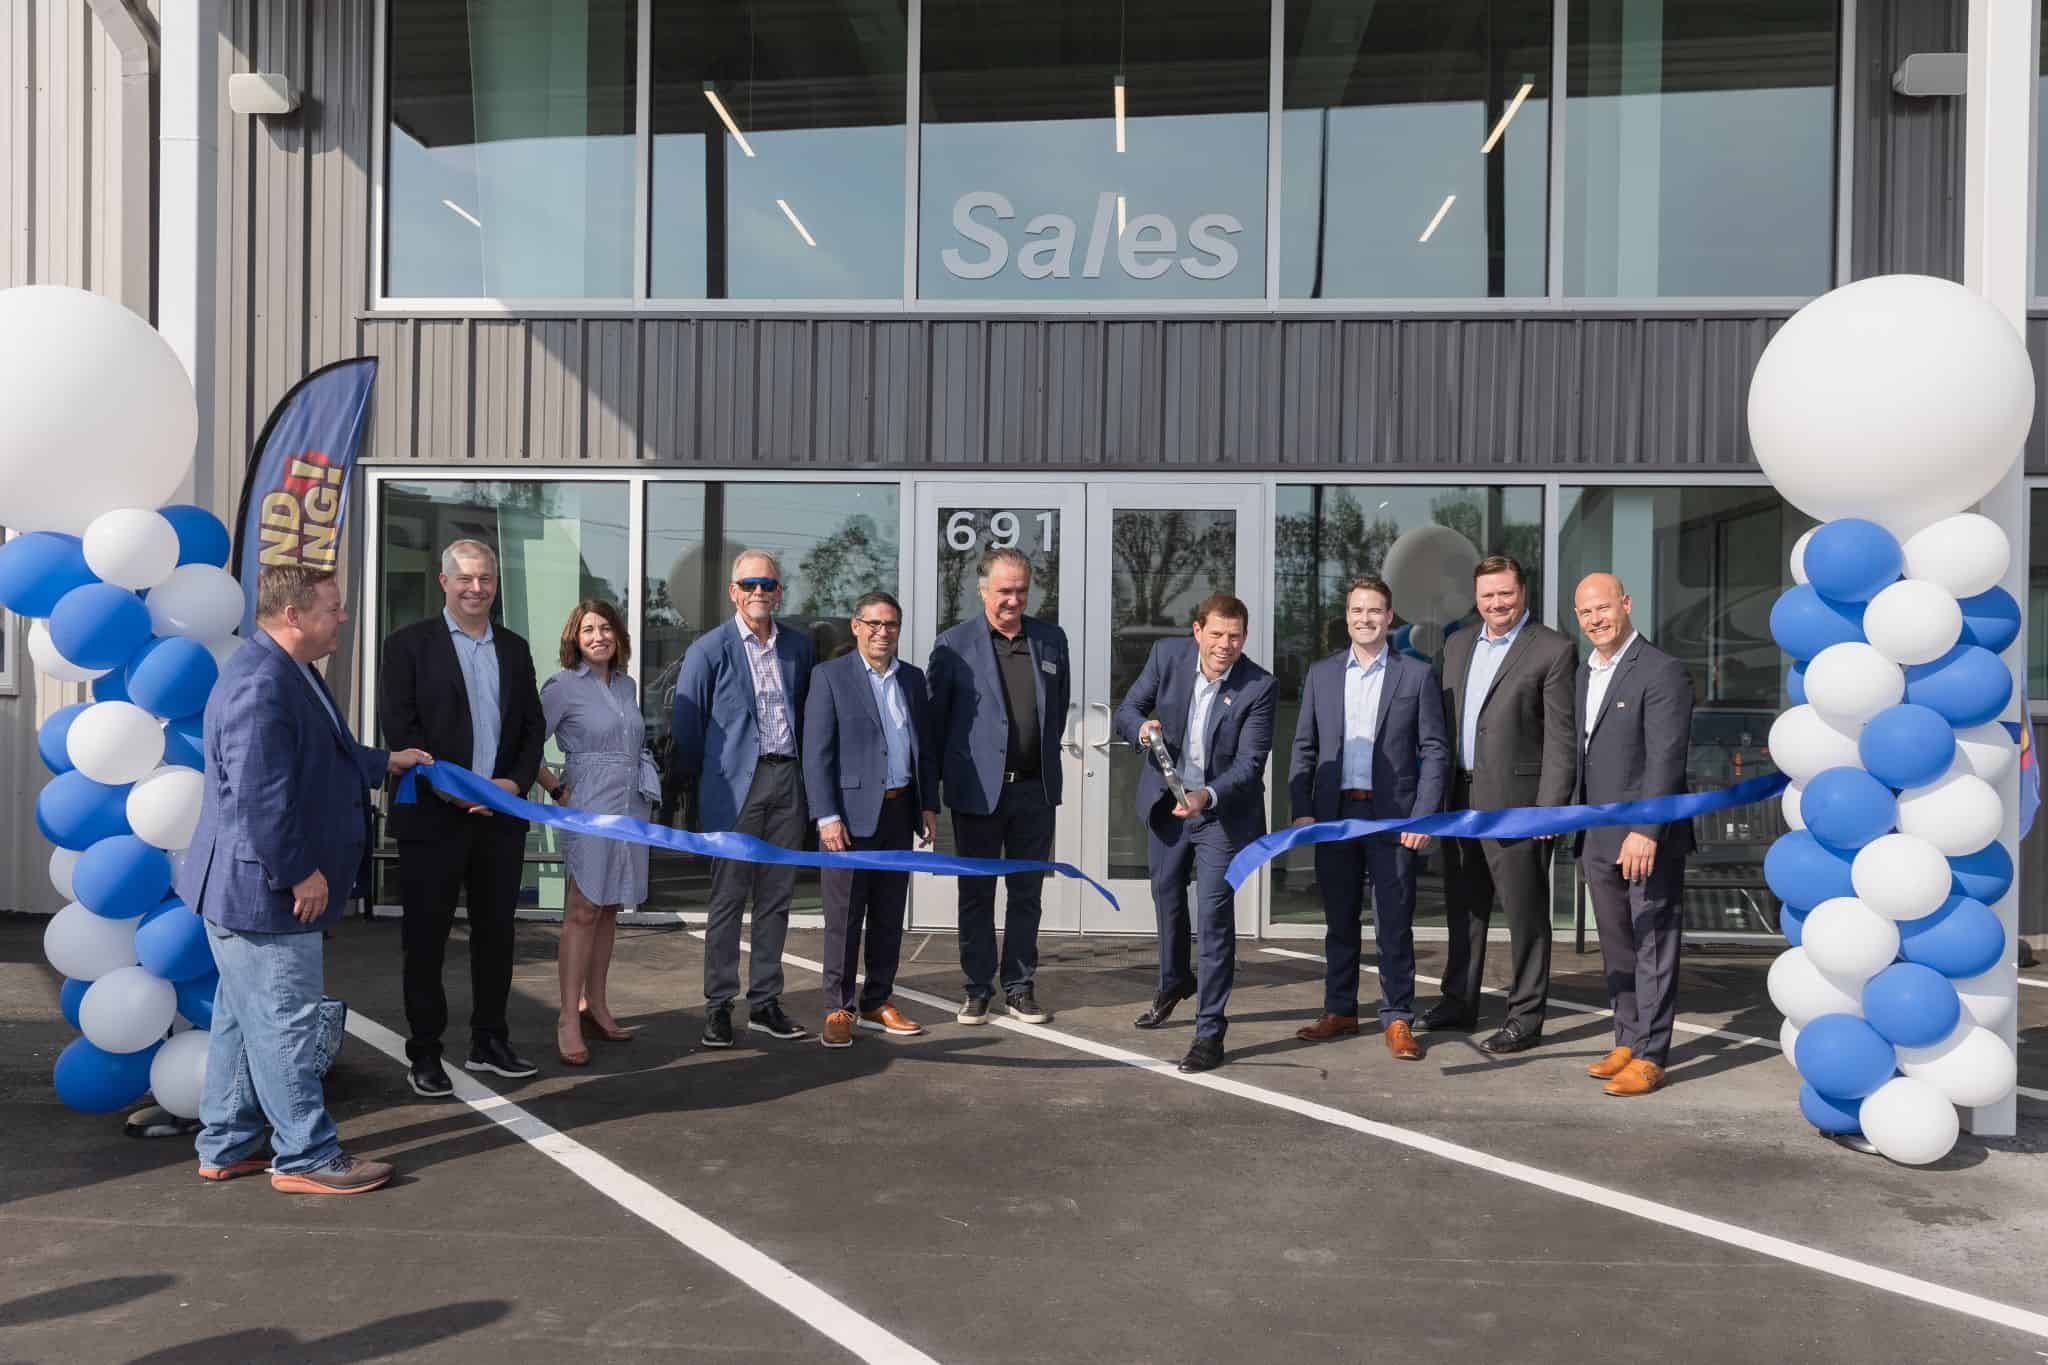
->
xmin=671 ymin=549 xmax=816 ymax=1047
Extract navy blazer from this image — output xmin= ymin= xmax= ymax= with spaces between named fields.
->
xmin=927 ymin=614 xmax=1071 ymax=816
xmin=670 ymin=617 xmax=815 ymax=832
xmin=1112 ymin=637 xmax=1277 ymax=847
xmin=801 ymin=652 xmax=941 ymax=838
xmin=176 ymin=632 xmax=389 ymax=934
xmin=1289 ymin=647 xmax=1451 ymax=824
xmin=1573 ymin=636 xmax=1697 ymax=863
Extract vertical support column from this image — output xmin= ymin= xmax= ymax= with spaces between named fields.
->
xmin=158 ymin=0 xmax=222 ymax=510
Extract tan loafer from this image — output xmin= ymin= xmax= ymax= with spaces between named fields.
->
xmin=1603 ymin=1059 xmax=1666 ymax=1097
xmin=821 ymin=1009 xmax=856 ymax=1049
xmin=1588 ymin=1045 xmax=1634 ymax=1079
xmin=198 ymin=1156 xmax=270 ymax=1182
xmin=1295 ymin=1013 xmax=1361 ymax=1042
xmin=859 ymin=1001 xmax=924 ymax=1036
xmin=1384 ymin=1019 xmax=1422 ymax=1060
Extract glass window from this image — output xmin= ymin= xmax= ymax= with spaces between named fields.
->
xmin=918 ymin=0 xmax=1269 ymax=300
xmin=1282 ymin=0 xmax=1550 ymax=299
xmin=2030 ymin=488 xmax=2048 ymax=699
xmin=650 ymin=2 xmax=908 ymax=300
xmin=1564 ymin=0 xmax=1836 ymax=297
xmin=386 ymin=0 xmax=637 ymax=299
xmin=1269 ymin=484 xmax=1544 ymax=927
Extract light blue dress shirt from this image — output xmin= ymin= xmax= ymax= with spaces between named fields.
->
xmin=1340 ymin=646 xmax=1388 ymax=789
xmin=296 ymin=660 xmax=343 ymax=736
xmin=1460 ymin=610 xmax=1528 ymax=771
xmin=444 ymin=608 xmax=501 ymax=779
xmin=864 ymin=658 xmax=914 ymax=791
xmin=1181 ymin=668 xmax=1223 ymax=800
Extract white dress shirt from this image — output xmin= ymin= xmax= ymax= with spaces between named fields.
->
xmin=1179 ymin=666 xmax=1226 ymax=804
xmin=1340 ymin=645 xmax=1388 ymax=790
xmin=1583 ymin=629 xmax=1639 ymax=747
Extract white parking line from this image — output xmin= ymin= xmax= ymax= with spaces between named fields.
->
xmin=341 ymin=1012 xmax=942 ymax=1365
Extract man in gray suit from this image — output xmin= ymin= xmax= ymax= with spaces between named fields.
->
xmin=1426 ymin=554 xmax=1577 ymax=1054
xmin=1571 ymin=573 xmax=1695 ymax=1097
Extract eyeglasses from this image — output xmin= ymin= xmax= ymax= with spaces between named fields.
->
xmin=734 ymin=577 xmax=781 ymax=593
xmin=854 ymin=618 xmax=902 ymax=631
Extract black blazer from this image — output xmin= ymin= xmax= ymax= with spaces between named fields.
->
xmin=1573 ymin=635 xmax=1697 ymax=863
xmin=1439 ymin=617 xmax=1578 ymax=812
xmin=379 ymin=613 xmax=546 ymax=841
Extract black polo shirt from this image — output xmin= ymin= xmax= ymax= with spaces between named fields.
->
xmin=990 ymin=626 xmax=1040 ymax=776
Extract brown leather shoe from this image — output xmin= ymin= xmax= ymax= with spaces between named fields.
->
xmin=1603 ymin=1059 xmax=1666 ymax=1097
xmin=859 ymin=1002 xmax=924 ymax=1037
xmin=1295 ymin=1013 xmax=1361 ymax=1042
xmin=197 ymin=1156 xmax=270 ymax=1182
xmin=821 ymin=1009 xmax=855 ymax=1049
xmin=1384 ymin=1019 xmax=1422 ymax=1060
xmin=1588 ymin=1045 xmax=1634 ymax=1079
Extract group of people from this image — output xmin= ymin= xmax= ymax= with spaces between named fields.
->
xmin=173 ymin=538 xmax=1695 ymax=1195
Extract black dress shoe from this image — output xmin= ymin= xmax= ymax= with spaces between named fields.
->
xmin=465 ymin=1036 xmax=538 ymax=1078
xmin=749 ymin=999 xmax=810 ymax=1040
xmin=407 ymin=1057 xmax=453 ymax=1099
xmin=1479 ymin=1022 xmax=1543 ymax=1055
xmin=1134 ymin=987 xmax=1194 ymax=1030
xmin=701 ymin=1004 xmax=735 ymax=1049
xmin=1177 ymin=1036 xmax=1225 ymax=1073
xmin=1417 ymin=1000 xmax=1477 ymax=1034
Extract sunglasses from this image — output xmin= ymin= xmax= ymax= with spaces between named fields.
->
xmin=734 ymin=577 xmax=781 ymax=593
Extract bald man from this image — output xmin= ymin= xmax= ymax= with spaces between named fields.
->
xmin=1570 ymin=573 xmax=1695 ymax=1098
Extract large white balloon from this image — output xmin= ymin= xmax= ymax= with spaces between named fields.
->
xmin=127 ymin=765 xmax=205 ymax=850
xmin=1894 ymin=765 xmax=2004 ymax=856
xmin=1799 ymin=897 xmax=1900 ymax=984
xmin=1781 ymin=782 xmax=1806 ymax=831
xmin=1900 ymin=514 xmax=2011 ymax=599
xmin=1949 ymin=967 xmax=2017 ymax=1031
xmin=1766 ymin=946 xmax=1865 ymax=1027
xmin=1849 ymin=833 xmax=1951 ymax=922
xmin=1380 ymin=524 xmax=1480 ymax=625
xmin=27 ymin=619 xmax=109 ymax=682
xmin=82 ymin=508 xmax=181 ymax=591
xmin=1802 ymin=643 xmax=1904 ymax=727
xmin=42 ymin=902 xmax=140 ymax=981
xmin=1896 ymin=1020 xmax=2018 ymax=1108
xmin=1746 ymin=275 xmax=2035 ymax=536
xmin=78 ymin=964 xmax=178 ymax=1053
xmin=1951 ymin=722 xmax=2016 ymax=785
xmin=49 ymin=846 xmax=81 ymax=900
xmin=145 ymin=564 xmax=244 ymax=641
xmin=1779 ymin=1017 xmax=1803 ymax=1072
xmin=1766 ymin=706 xmax=1864 ymax=784
xmin=205 ymin=634 xmax=244 ymax=671
xmin=1858 ymin=1076 xmax=1960 ymax=1166
xmin=1789 ymin=528 xmax=1814 ymax=585
xmin=65 ymin=701 xmax=167 ymax=785
xmin=148 ymin=1027 xmax=211 ymax=1119
xmin=0 ymin=286 xmax=199 ymax=534
xmin=1859 ymin=580 xmax=1961 ymax=666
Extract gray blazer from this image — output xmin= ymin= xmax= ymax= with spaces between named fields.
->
xmin=1573 ymin=636 xmax=1697 ymax=863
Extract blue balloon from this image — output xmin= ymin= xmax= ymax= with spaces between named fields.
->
xmin=1779 ymin=902 xmax=1810 ymax=947
xmin=1803 ymin=519 xmax=1902 ymax=603
xmin=59 ymin=977 xmax=90 ymax=1030
xmin=0 ymin=531 xmax=97 ymax=616
xmin=1795 ymin=1013 xmax=1898 ymax=1100
xmin=1764 ymin=830 xmax=1856 ymax=908
xmin=34 ymin=771 xmax=133 ymax=850
xmin=1955 ymin=587 xmax=2021 ymax=653
xmin=1391 ymin=624 xmax=1412 ymax=649
xmin=1903 ymin=644 xmax=2012 ymax=729
xmin=1898 ymin=894 xmax=2005 ymax=978
xmin=161 ymin=724 xmax=204 ymax=769
xmin=1800 ymin=767 xmax=1896 ymax=850
xmin=1786 ymin=661 xmax=1808 ymax=706
xmin=37 ymin=702 xmax=89 ymax=775
xmin=174 ymin=971 xmax=218 ymax=1030
xmin=49 ymin=582 xmax=152 ymax=671
xmin=1799 ymin=1083 xmax=1865 ymax=1135
xmin=125 ymin=636 xmax=219 ymax=720
xmin=157 ymin=504 xmax=232 ymax=568
xmin=1949 ymin=840 xmax=2014 ymax=903
xmin=72 ymin=835 xmax=172 ymax=919
xmin=1770 ymin=586 xmax=1867 ymax=662
xmin=52 ymin=1036 xmax=159 ymax=1114
xmin=1861 ymin=962 xmax=1963 ymax=1048
xmin=136 ymin=901 xmax=215 ymax=981
xmin=91 ymin=666 xmax=132 ymax=703
xmin=1857 ymin=704 xmax=1955 ymax=790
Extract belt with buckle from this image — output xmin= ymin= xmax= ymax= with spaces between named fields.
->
xmin=882 ymin=786 xmax=909 ymax=800
xmin=1003 ymin=770 xmax=1035 ymax=784
xmin=758 ymin=752 xmax=796 ymax=765
xmin=1340 ymin=789 xmax=1374 ymax=802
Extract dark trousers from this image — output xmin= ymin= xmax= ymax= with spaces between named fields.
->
xmin=1441 ymin=780 xmax=1554 ymax=1031
xmin=1316 ymin=798 xmax=1416 ymax=1024
xmin=1580 ymin=846 xmax=1686 ymax=1065
xmin=397 ymin=819 xmax=526 ymax=1063
xmin=952 ymin=780 xmax=1055 ymax=998
xmin=1148 ymin=804 xmax=1239 ymax=1042
xmin=821 ymin=795 xmax=913 ymax=1013
xmin=705 ymin=757 xmax=805 ymax=1009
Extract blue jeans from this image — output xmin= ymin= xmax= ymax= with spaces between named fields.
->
xmin=196 ymin=921 xmax=340 ymax=1175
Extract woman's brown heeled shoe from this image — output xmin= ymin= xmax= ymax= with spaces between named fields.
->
xmin=581 ymin=1009 xmax=637 ymax=1042
xmin=556 ymin=1023 xmax=590 ymax=1066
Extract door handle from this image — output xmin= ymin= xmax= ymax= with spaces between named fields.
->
xmin=1061 ymin=701 xmax=1083 ymax=758
xmin=1088 ymin=701 xmax=1130 ymax=753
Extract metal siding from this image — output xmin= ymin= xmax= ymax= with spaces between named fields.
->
xmin=413 ymin=317 xmax=470 ymax=462
xmin=1851 ymin=0 xmax=1965 ymax=283
xmin=585 ymin=318 xmax=642 ymax=464
xmin=754 ymin=320 xmax=811 ymax=464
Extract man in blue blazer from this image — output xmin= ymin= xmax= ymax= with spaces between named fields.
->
xmin=802 ymin=590 xmax=941 ymax=1049
xmin=177 ymin=566 xmax=430 ymax=1195
xmin=671 ymin=549 xmax=816 ymax=1047
xmin=1288 ymin=575 xmax=1451 ymax=1060
xmin=927 ymin=546 xmax=1070 ymax=1026
xmin=1113 ymin=593 xmax=1277 ymax=1073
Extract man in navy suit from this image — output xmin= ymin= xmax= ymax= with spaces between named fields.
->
xmin=1113 ymin=593 xmax=1277 ymax=1074
xmin=802 ymin=590 xmax=941 ymax=1049
xmin=178 ymin=566 xmax=431 ymax=1194
xmin=1287 ymin=574 xmax=1451 ymax=1060
xmin=928 ymin=546 xmax=1070 ymax=1026
xmin=672 ymin=549 xmax=816 ymax=1048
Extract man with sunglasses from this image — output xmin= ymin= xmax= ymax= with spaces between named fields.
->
xmin=672 ymin=550 xmax=816 ymax=1047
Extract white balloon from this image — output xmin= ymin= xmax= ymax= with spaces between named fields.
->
xmin=1746 ymin=275 xmax=2035 ymax=536
xmin=49 ymin=846 xmax=81 ymax=900
xmin=127 ymin=765 xmax=204 ymax=850
xmin=206 ymin=634 xmax=244 ymax=671
xmin=0 ymin=286 xmax=199 ymax=534
xmin=1896 ymin=1020 xmax=2018 ymax=1109
xmin=148 ymin=1027 xmax=211 ymax=1119
xmin=1949 ymin=967 xmax=2017 ymax=1030
xmin=1802 ymin=643 xmax=1904 ymax=726
xmin=79 ymin=964 xmax=178 ymax=1053
xmin=42 ymin=902 xmax=140 ymax=981
xmin=1406 ymin=621 xmax=1444 ymax=657
xmin=1849 ymin=834 xmax=1952 ymax=922
xmin=1380 ymin=524 xmax=1480 ymax=625
xmin=145 ymin=564 xmax=244 ymax=641
xmin=1858 ymin=1076 xmax=1960 ymax=1166
xmin=1900 ymin=514 xmax=2011 ymax=599
xmin=1800 ymin=897 xmax=1901 ymax=984
xmin=82 ymin=508 xmax=181 ymax=590
xmin=27 ymin=619 xmax=109 ymax=682
xmin=1894 ymin=765 xmax=2004 ymax=856
xmin=1781 ymin=782 xmax=1806 ymax=831
xmin=1859 ymin=579 xmax=1962 ymax=666
xmin=1952 ymin=722 xmax=2015 ymax=784
xmin=1779 ymin=1017 xmax=1803 ymax=1072
xmin=1766 ymin=706 xmax=1864 ymax=784
xmin=1789 ymin=528 xmax=1814 ymax=585
xmin=65 ymin=700 xmax=167 ymax=786
xmin=1766 ymin=946 xmax=1865 ymax=1027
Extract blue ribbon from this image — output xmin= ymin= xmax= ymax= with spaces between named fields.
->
xmin=1225 ymin=772 xmax=1791 ymax=891
xmin=397 ymin=760 xmax=1125 ymax=912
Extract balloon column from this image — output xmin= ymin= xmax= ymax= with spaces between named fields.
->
xmin=1749 ymin=275 xmax=2030 ymax=1165
xmin=0 ymin=285 xmax=221 ymax=1117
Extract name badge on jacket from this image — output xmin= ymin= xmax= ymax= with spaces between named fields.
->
xmin=1040 ymin=659 xmax=1058 ymax=675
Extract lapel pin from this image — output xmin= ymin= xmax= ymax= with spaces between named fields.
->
xmin=1223 ymin=694 xmax=1234 ymax=706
